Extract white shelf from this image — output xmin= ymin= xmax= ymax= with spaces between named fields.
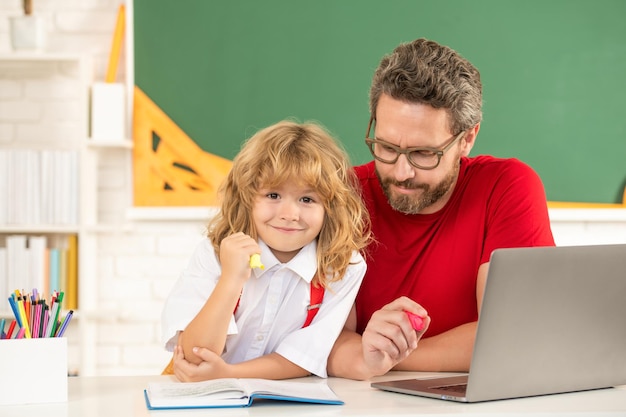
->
xmin=0 ymin=225 xmax=80 ymax=234
xmin=549 ymin=208 xmax=626 ymax=222
xmin=87 ymin=139 xmax=134 ymax=149
xmin=83 ymin=223 xmax=134 ymax=233
xmin=126 ymin=206 xmax=219 ymax=221
xmin=0 ymin=54 xmax=97 ymax=375
xmin=0 ymin=52 xmax=84 ymax=62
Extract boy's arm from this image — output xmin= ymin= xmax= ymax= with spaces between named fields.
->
xmin=228 ymin=352 xmax=311 ymax=379
xmin=181 ymin=233 xmax=259 ymax=364
xmin=179 ymin=276 xmax=241 ymax=364
xmin=172 ymin=345 xmax=310 ymax=382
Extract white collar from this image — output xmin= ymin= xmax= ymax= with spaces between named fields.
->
xmin=254 ymin=239 xmax=318 ymax=284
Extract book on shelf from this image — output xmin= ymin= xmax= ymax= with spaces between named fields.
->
xmin=48 ymin=248 xmax=61 ymax=295
xmin=28 ymin=236 xmax=47 ymax=293
xmin=144 ymin=377 xmax=343 ymax=410
xmin=0 ymin=151 xmax=6 ymax=225
xmin=0 ymin=248 xmax=6 ymax=302
xmin=0 ymin=149 xmax=78 ymax=226
xmin=6 ymin=235 xmax=28 ymax=296
xmin=0 ymin=234 xmax=77 ymax=306
xmin=65 ymin=234 xmax=78 ymax=310
xmin=58 ymin=246 xmax=67 ymax=307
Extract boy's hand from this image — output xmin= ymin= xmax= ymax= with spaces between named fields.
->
xmin=219 ymin=232 xmax=261 ymax=283
xmin=173 ymin=345 xmax=231 ymax=382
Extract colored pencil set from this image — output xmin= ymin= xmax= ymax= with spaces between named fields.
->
xmin=1 ymin=289 xmax=73 ymax=340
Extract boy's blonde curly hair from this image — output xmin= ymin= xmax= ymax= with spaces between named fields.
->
xmin=208 ymin=120 xmax=370 ymax=287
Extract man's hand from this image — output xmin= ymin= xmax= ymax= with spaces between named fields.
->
xmin=328 ymin=296 xmax=430 ymax=380
xmin=173 ymin=345 xmax=230 ymax=382
xmin=361 ymin=296 xmax=430 ymax=375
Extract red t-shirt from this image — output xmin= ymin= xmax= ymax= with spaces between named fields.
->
xmin=354 ymin=156 xmax=555 ymax=336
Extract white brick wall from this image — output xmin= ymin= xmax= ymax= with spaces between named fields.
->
xmin=552 ymin=220 xmax=626 ymax=246
xmin=1 ymin=0 xmax=626 ymax=377
xmin=87 ymin=221 xmax=206 ymax=376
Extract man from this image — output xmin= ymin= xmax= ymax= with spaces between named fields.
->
xmin=326 ymin=38 xmax=555 ymax=380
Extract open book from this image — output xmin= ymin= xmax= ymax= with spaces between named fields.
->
xmin=144 ymin=377 xmax=343 ymax=409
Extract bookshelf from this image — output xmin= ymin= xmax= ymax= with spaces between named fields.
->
xmin=0 ymin=53 xmax=131 ymax=375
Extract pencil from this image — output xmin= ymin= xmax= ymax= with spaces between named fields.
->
xmin=56 ymin=310 xmax=74 ymax=337
xmin=7 ymin=296 xmax=22 ymax=328
xmin=6 ymin=320 xmax=17 ymax=339
xmin=17 ymin=297 xmax=32 ymax=338
xmin=38 ymin=301 xmax=47 ymax=338
xmin=45 ymin=301 xmax=60 ymax=338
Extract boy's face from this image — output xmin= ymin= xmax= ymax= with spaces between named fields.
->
xmin=252 ymin=181 xmax=325 ymax=263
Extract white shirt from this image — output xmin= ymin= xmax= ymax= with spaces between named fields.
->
xmin=161 ymin=238 xmax=366 ymax=377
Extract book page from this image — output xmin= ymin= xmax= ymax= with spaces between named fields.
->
xmin=241 ymin=378 xmax=340 ymax=402
xmin=147 ymin=378 xmax=245 ymax=399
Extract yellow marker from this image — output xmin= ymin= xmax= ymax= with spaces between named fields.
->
xmin=249 ymin=254 xmax=264 ymax=270
xmin=17 ymin=297 xmax=31 ymax=338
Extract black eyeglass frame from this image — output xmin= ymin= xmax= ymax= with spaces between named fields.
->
xmin=365 ymin=117 xmax=466 ymax=170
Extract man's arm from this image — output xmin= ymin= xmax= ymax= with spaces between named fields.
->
xmin=327 ymin=297 xmax=429 ymax=380
xmin=328 ymin=263 xmax=488 ymax=379
xmin=391 ymin=322 xmax=476 ymax=371
xmin=392 ymin=262 xmax=488 ymax=372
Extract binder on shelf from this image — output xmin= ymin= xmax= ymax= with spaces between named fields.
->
xmin=65 ymin=235 xmax=78 ymax=310
xmin=90 ymin=82 xmax=126 ymax=141
xmin=1 ymin=150 xmax=78 ymax=226
xmin=48 ymin=248 xmax=61 ymax=294
xmin=28 ymin=235 xmax=47 ymax=293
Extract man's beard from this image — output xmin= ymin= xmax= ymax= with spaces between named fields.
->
xmin=376 ymin=161 xmax=460 ymax=214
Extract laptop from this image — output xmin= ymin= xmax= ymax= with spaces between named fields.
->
xmin=371 ymin=244 xmax=626 ymax=402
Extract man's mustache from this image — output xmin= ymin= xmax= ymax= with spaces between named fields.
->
xmin=386 ymin=179 xmax=426 ymax=191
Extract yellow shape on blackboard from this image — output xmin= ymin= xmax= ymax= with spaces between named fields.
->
xmin=133 ymin=86 xmax=232 ymax=206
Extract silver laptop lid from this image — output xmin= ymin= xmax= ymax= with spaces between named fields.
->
xmin=466 ymin=244 xmax=626 ymax=401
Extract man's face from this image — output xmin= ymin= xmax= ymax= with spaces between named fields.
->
xmin=372 ymin=94 xmax=464 ymax=215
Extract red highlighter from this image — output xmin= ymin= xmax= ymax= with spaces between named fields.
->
xmin=405 ymin=311 xmax=425 ymax=331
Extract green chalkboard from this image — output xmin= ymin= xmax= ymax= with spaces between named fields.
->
xmin=134 ymin=0 xmax=626 ymax=204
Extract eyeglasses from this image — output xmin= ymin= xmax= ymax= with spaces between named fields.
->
xmin=365 ymin=117 xmax=466 ymax=170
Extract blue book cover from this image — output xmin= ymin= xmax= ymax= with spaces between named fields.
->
xmin=48 ymin=248 xmax=60 ymax=293
xmin=144 ymin=378 xmax=343 ymax=409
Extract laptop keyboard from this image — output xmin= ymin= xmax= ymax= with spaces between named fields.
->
xmin=431 ymin=383 xmax=467 ymax=393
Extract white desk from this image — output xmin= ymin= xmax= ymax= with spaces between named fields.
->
xmin=3 ymin=372 xmax=626 ymax=416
